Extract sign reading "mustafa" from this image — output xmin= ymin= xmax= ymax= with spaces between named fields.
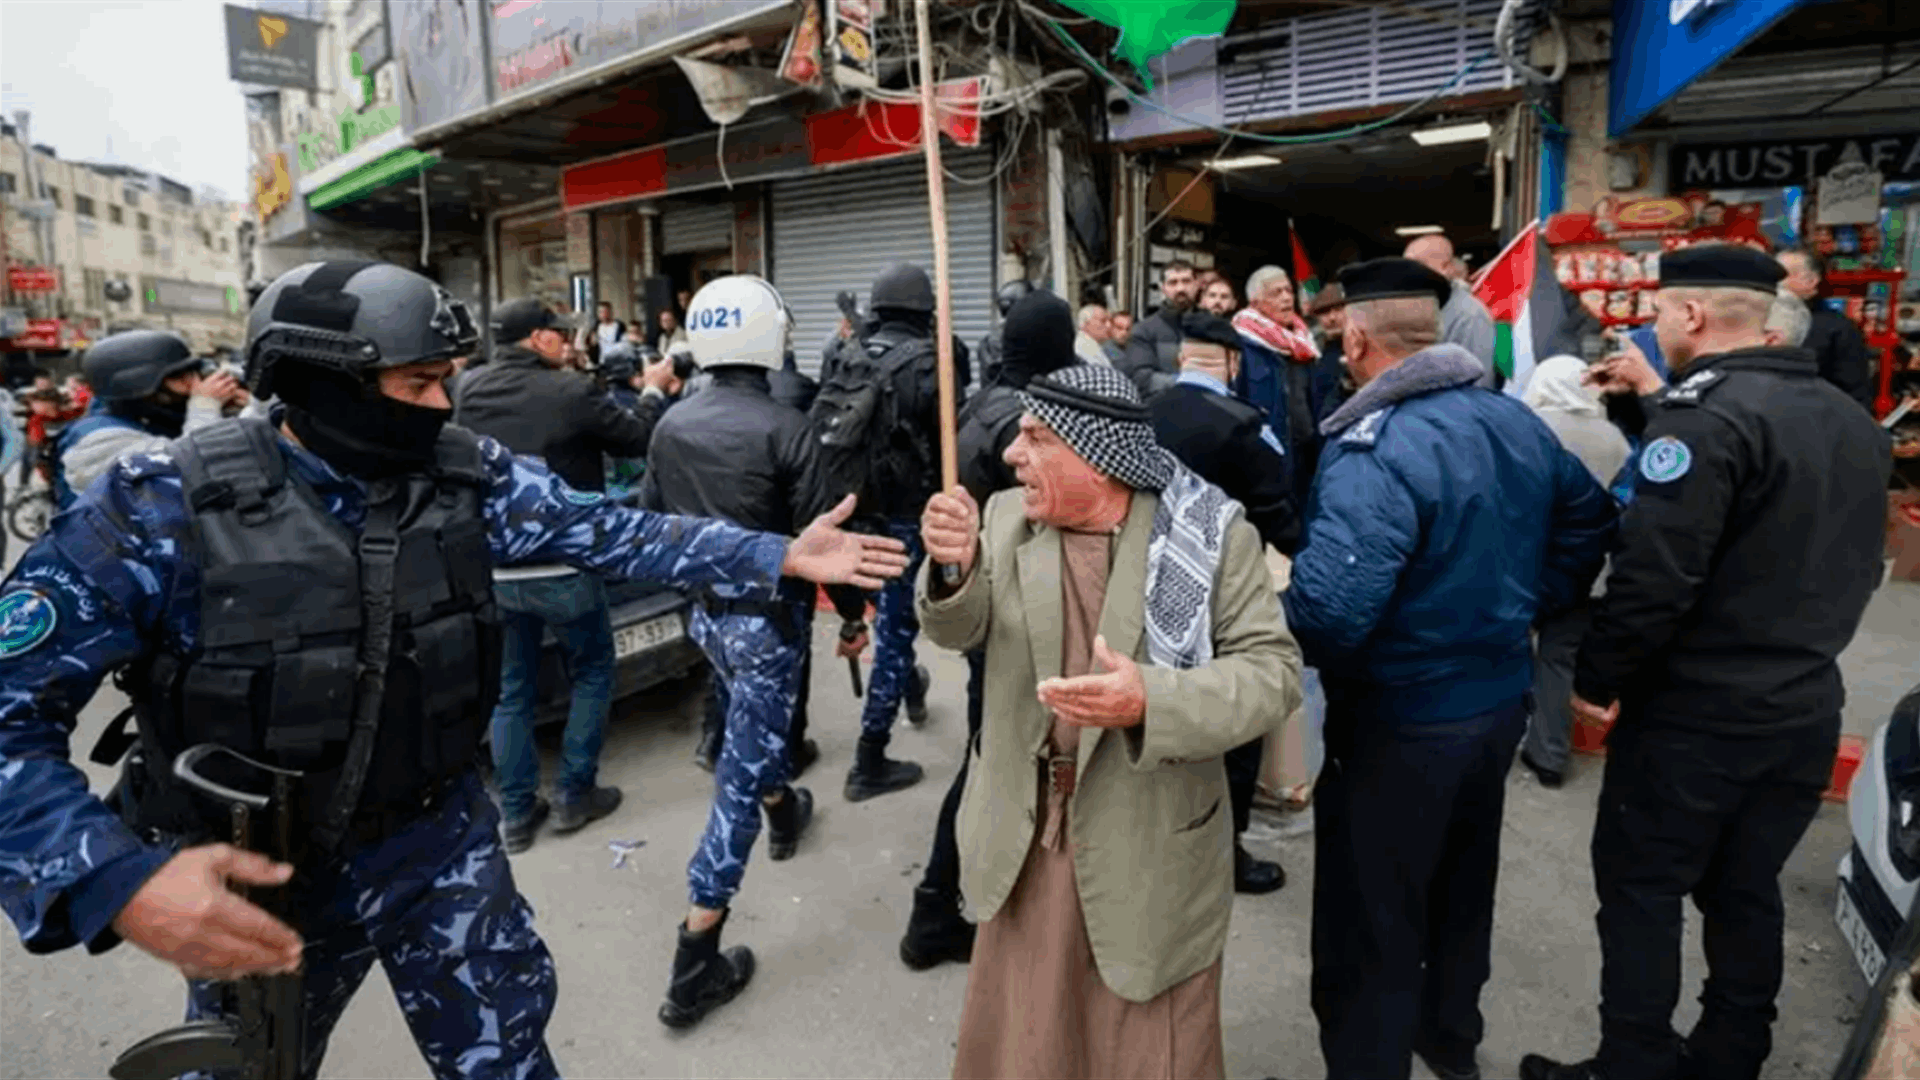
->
xmin=1670 ymin=133 xmax=1920 ymax=188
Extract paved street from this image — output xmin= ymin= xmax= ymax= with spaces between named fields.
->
xmin=4 ymin=579 xmax=1916 ymax=1079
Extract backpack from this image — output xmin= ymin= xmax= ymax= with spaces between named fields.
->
xmin=807 ymin=328 xmax=936 ymax=517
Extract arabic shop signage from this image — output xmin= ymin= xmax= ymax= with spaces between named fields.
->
xmin=224 ymin=4 xmax=322 ymax=90
xmin=143 ymin=277 xmax=243 ymax=317
xmin=6 ymin=266 xmax=60 ymax=293
xmin=296 ymin=104 xmax=404 ymax=174
xmin=254 ymin=151 xmax=294 ymax=221
xmin=1670 ymin=132 xmax=1920 ymax=188
xmin=490 ymin=0 xmax=791 ymax=103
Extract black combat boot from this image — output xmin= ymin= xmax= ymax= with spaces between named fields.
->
xmin=899 ymin=885 xmax=975 ymax=971
xmin=658 ymin=911 xmax=756 ymax=1030
xmin=845 ymin=735 xmax=924 ymax=802
xmin=764 ymin=785 xmax=814 ymax=861
xmin=551 ymin=786 xmax=622 ymax=835
xmin=905 ymin=663 xmax=932 ymax=725
xmin=787 ymin=737 xmax=820 ymax=780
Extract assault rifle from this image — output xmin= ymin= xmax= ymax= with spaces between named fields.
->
xmin=109 ymin=744 xmax=306 ymax=1080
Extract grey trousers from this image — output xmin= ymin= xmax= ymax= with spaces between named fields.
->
xmin=1525 ymin=602 xmax=1593 ymax=773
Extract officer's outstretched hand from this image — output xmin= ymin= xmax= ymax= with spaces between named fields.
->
xmin=782 ymin=494 xmax=911 ymax=590
xmin=921 ymin=486 xmax=979 ymax=580
xmin=113 ymin=843 xmax=304 ymax=981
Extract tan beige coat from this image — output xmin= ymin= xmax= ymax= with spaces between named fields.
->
xmin=916 ymin=489 xmax=1302 ymax=1003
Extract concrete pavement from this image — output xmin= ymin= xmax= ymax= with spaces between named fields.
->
xmin=6 ymin=581 xmax=1915 ymax=1078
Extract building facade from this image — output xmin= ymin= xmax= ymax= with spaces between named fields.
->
xmin=1 ymin=131 xmax=248 ymax=369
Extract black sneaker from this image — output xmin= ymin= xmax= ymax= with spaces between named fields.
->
xmin=1415 ymin=1042 xmax=1482 ymax=1080
xmin=551 ymin=786 xmax=623 ymax=835
xmin=1519 ymin=750 xmax=1566 ymax=789
xmin=501 ymin=797 xmax=550 ymax=855
xmin=905 ymin=664 xmax=932 ymax=725
xmin=1520 ymin=1054 xmax=1608 ymax=1080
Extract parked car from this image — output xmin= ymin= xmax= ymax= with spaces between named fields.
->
xmin=529 ymin=577 xmax=707 ymax=725
xmin=1837 ymin=685 xmax=1920 ymax=988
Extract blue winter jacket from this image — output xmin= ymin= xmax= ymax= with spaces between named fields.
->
xmin=1283 ymin=344 xmax=1618 ymax=723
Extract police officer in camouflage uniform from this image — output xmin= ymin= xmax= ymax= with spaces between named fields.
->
xmin=639 ymin=275 xmax=870 ymax=1028
xmin=0 ymin=260 xmax=909 ymax=1078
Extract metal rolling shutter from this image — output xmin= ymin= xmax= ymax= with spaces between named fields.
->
xmin=770 ymin=149 xmax=996 ymax=380
xmin=661 ymin=203 xmax=735 ymax=255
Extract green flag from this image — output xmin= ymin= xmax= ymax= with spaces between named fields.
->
xmin=1054 ymin=0 xmax=1236 ymax=86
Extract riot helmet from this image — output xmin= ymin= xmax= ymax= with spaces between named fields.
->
xmin=996 ymin=279 xmax=1034 ymax=317
xmin=246 ymin=260 xmax=479 ymax=478
xmin=869 ymin=263 xmax=935 ymax=315
xmin=82 ymin=329 xmax=204 ymax=436
xmin=687 ymin=275 xmax=791 ymax=371
xmin=599 ymin=341 xmax=639 ymax=382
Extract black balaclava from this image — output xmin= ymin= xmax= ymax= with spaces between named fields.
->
xmin=996 ymin=291 xmax=1077 ymax=389
xmin=108 ymin=392 xmax=190 ymax=439
xmin=278 ymin=365 xmax=449 ymax=480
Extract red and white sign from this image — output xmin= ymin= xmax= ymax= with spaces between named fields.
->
xmin=4 ymin=318 xmax=67 ymax=350
xmin=7 ymin=266 xmax=59 ymax=293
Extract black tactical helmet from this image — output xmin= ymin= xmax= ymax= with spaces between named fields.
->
xmin=245 ymin=260 xmax=478 ymax=400
xmin=996 ymin=279 xmax=1035 ymax=317
xmin=600 ymin=341 xmax=638 ymax=381
xmin=869 ymin=263 xmax=935 ymax=314
xmin=82 ymin=330 xmax=202 ymax=404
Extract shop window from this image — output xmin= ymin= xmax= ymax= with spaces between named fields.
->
xmin=108 ymin=204 xmax=124 ymax=225
xmin=75 ymin=194 xmax=95 ymax=218
xmin=0 ymin=172 xmax=15 ymax=194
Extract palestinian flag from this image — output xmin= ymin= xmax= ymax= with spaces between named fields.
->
xmin=1473 ymin=220 xmax=1569 ymax=394
xmin=1290 ymin=223 xmax=1320 ymax=309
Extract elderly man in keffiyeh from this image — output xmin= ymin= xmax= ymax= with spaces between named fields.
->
xmin=916 ymin=363 xmax=1303 ymax=1080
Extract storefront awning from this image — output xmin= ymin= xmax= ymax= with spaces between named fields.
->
xmin=308 ymin=146 xmax=441 ymax=212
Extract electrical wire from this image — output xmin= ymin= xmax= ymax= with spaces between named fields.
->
xmin=1042 ymin=15 xmax=1495 ymax=147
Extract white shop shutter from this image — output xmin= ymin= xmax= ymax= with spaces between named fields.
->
xmin=770 ymin=149 xmax=996 ymax=380
xmin=661 ymin=203 xmax=734 ymax=255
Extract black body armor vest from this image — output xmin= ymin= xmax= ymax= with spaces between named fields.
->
xmin=124 ymin=418 xmax=501 ymax=846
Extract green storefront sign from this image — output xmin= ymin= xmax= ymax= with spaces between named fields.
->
xmin=296 ymin=103 xmax=403 ymax=173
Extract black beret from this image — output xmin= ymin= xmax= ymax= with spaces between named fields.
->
xmin=1658 ymin=243 xmax=1785 ymax=294
xmin=1180 ymin=311 xmax=1241 ymax=349
xmin=1335 ymin=257 xmax=1452 ymax=308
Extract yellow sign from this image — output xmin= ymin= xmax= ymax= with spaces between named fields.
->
xmin=257 ymin=15 xmax=288 ymax=50
xmin=254 ymin=152 xmax=293 ymax=221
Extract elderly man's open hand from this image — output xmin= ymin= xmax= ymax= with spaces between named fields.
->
xmin=1038 ymin=635 xmax=1146 ymax=729
xmin=922 ymin=486 xmax=980 ymax=579
xmin=781 ymin=495 xmax=910 ymax=589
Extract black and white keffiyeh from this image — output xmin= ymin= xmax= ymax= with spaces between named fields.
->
xmin=1019 ymin=365 xmax=1242 ymax=671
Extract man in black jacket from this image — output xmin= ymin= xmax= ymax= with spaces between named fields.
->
xmin=1779 ymin=247 xmax=1874 ymax=411
xmin=1523 ymin=246 xmax=1891 ymax=1080
xmin=454 ymin=297 xmax=657 ymax=852
xmin=1148 ymin=310 xmax=1297 ymax=897
xmin=1118 ymin=259 xmax=1197 ymax=399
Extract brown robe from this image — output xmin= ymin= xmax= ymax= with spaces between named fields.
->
xmin=952 ymin=530 xmax=1225 ymax=1080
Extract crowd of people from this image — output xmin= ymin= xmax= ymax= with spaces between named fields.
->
xmin=0 ymin=229 xmax=1895 ymax=1080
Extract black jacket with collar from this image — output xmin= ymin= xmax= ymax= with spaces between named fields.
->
xmin=1149 ymin=376 xmax=1300 ymax=556
xmin=1801 ymin=298 xmax=1874 ymax=411
xmin=452 ymin=344 xmax=655 ymax=492
xmin=1119 ymin=305 xmax=1185 ymax=400
xmin=1575 ymin=345 xmax=1890 ymax=732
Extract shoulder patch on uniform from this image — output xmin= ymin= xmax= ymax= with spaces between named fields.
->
xmin=1339 ymin=406 xmax=1394 ymax=448
xmin=1639 ymin=436 xmax=1693 ymax=484
xmin=0 ymin=588 xmax=59 ymax=658
xmin=1659 ymin=369 xmax=1724 ymax=406
xmin=562 ymin=487 xmax=605 ymax=506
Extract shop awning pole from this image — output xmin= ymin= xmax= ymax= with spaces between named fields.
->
xmin=915 ymin=0 xmax=960 ymax=498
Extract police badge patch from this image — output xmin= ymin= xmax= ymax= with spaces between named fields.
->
xmin=1640 ymin=436 xmax=1693 ymax=484
xmin=0 ymin=588 xmax=58 ymax=658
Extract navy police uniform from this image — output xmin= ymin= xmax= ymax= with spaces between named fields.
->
xmin=0 ymin=422 xmax=789 ymax=1077
xmin=1284 ymin=259 xmax=1617 ymax=1080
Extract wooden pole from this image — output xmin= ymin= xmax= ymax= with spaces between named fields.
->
xmin=915 ymin=0 xmax=960 ymax=497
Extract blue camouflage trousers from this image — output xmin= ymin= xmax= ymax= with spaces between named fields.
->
xmin=858 ymin=518 xmax=925 ymax=743
xmin=184 ymin=772 xmax=559 ymax=1080
xmin=686 ymin=598 xmax=807 ymax=910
